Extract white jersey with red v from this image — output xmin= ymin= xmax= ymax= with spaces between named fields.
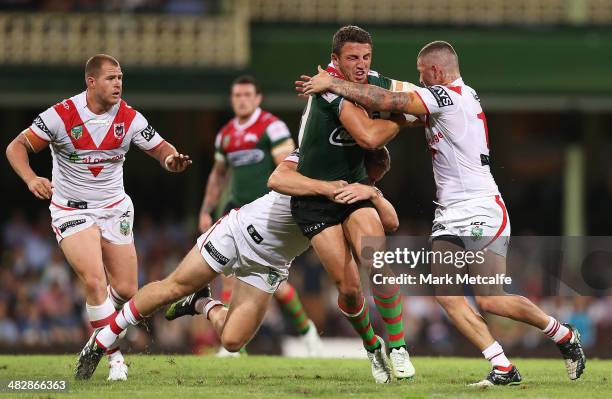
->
xmin=414 ymin=78 xmax=499 ymax=206
xmin=29 ymin=91 xmax=164 ymax=209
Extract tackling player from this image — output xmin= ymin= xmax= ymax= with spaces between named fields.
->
xmin=5 ymin=54 xmax=191 ymax=381
xmin=299 ymin=40 xmax=586 ymax=386
xmin=198 ymin=75 xmax=321 ymax=356
xmin=74 ymin=148 xmax=399 ymax=381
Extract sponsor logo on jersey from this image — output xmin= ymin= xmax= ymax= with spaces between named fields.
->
xmin=140 ymin=124 xmax=157 ymax=142
xmin=33 ymin=116 xmax=51 ymax=137
xmin=328 ymin=127 xmax=357 ymax=146
xmin=427 ymin=86 xmax=454 ymax=108
xmin=68 ymin=151 xmax=81 ymax=163
xmin=204 ymin=241 xmax=229 ymax=265
xmin=70 ymin=125 xmax=83 ymax=140
xmin=472 ymin=91 xmax=480 ymax=102
xmin=227 ymin=149 xmax=265 ymax=167
xmin=58 ymin=219 xmax=86 ymax=233
xmin=267 ymin=269 xmax=281 ymax=288
xmin=247 ymin=224 xmax=263 ymax=244
xmin=244 ymin=132 xmax=259 ymax=143
xmin=113 ymin=122 xmax=125 ymax=139
xmin=480 ymin=154 xmax=491 ymax=166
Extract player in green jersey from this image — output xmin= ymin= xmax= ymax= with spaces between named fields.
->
xmin=290 ymin=26 xmax=416 ymax=383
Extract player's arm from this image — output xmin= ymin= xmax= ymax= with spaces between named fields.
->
xmin=144 ymin=141 xmax=192 ymax=172
xmin=340 ymin=101 xmax=400 ymax=150
xmin=333 ymin=184 xmax=399 ymax=232
xmin=197 ymin=159 xmax=231 ymax=232
xmin=5 ymin=128 xmax=53 ymax=200
xmin=267 ymin=160 xmax=346 ymax=200
xmin=271 ymin=138 xmax=296 ymax=165
xmin=300 ymin=66 xmax=427 ymax=115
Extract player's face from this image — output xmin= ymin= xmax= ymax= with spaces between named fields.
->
xmin=89 ymin=63 xmax=123 ymax=106
xmin=333 ymin=42 xmax=372 ymax=84
xmin=231 ymin=83 xmax=262 ymax=119
xmin=417 ymin=58 xmax=442 ymax=87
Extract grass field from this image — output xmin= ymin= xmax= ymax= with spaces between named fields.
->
xmin=0 ymin=355 xmax=610 ymax=398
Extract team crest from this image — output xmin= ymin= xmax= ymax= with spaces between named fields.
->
xmin=119 ymin=218 xmax=131 ymax=236
xmin=222 ymin=135 xmax=231 ymax=150
xmin=70 ymin=125 xmax=83 ymax=140
xmin=471 ymin=225 xmax=484 ymax=241
xmin=267 ymin=269 xmax=281 ymax=288
xmin=113 ymin=123 xmax=125 ymax=139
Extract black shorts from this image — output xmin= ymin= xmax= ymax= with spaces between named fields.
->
xmin=290 ymin=195 xmax=375 ymax=239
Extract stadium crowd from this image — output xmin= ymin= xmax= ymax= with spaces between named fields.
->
xmin=0 ymin=0 xmax=220 ymax=14
xmin=1 ymin=210 xmax=610 ymax=356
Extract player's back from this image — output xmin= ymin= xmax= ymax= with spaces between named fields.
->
xmin=415 ymin=78 xmax=499 ymax=205
xmin=232 ymin=191 xmax=309 ymax=269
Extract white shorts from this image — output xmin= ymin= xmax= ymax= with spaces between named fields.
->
xmin=431 ymin=195 xmax=510 ymax=257
xmin=50 ymin=195 xmax=134 ymax=245
xmin=196 ymin=210 xmax=288 ymax=294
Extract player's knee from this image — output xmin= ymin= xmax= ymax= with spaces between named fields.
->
xmin=82 ymin=275 xmax=107 ymax=301
xmin=111 ymin=282 xmax=137 ymax=301
xmin=221 ymin=334 xmax=247 ymax=353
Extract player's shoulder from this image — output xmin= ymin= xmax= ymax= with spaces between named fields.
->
xmin=424 ymin=85 xmax=459 ymax=109
xmin=259 ymin=109 xmax=280 ymax=124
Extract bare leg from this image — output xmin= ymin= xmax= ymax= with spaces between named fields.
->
xmin=208 ymin=279 xmax=273 ymax=352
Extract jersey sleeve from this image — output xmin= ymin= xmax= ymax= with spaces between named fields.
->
xmin=266 ymin=120 xmax=292 ymax=147
xmin=284 ymin=148 xmax=299 ymax=163
xmin=29 ymin=106 xmax=63 ymax=142
xmin=413 ymin=85 xmax=457 ymax=115
xmin=214 ymin=131 xmax=227 ymax=163
xmin=367 ymin=71 xmax=393 ymax=89
xmin=131 ymin=112 xmax=165 ymax=151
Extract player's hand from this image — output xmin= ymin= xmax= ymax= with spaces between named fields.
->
xmin=199 ymin=212 xmax=213 ymax=233
xmin=164 ymin=153 xmax=192 ymax=173
xmin=295 ymin=74 xmax=312 ymax=98
xmin=320 ymin=180 xmax=348 ymax=201
xmin=27 ymin=176 xmax=53 ymax=200
xmin=333 ymin=183 xmax=376 ymax=204
xmin=301 ymin=66 xmax=333 ymax=96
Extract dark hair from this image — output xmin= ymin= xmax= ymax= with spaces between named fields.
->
xmin=85 ymin=54 xmax=119 ymax=78
xmin=332 ymin=25 xmax=372 ymax=55
xmin=232 ymin=75 xmax=261 ymax=94
xmin=417 ymin=41 xmax=457 ymax=60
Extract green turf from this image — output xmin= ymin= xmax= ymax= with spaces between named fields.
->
xmin=0 ymin=355 xmax=609 ymax=398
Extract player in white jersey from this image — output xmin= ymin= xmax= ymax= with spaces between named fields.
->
xmin=299 ymin=40 xmax=585 ymax=386
xmin=74 ymin=148 xmax=399 ymax=380
xmin=5 ymin=54 xmax=191 ymax=381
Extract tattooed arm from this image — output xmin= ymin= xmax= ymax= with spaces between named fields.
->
xmin=300 ymin=66 xmax=428 ymax=115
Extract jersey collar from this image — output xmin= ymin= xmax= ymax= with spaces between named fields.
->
xmin=326 ymin=62 xmax=346 ymax=80
xmin=78 ymin=90 xmax=120 ymax=118
xmin=233 ymin=107 xmax=262 ymax=131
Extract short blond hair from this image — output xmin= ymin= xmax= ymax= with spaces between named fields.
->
xmin=85 ymin=54 xmax=120 ymax=78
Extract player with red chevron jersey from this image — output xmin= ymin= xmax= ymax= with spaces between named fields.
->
xmin=5 ymin=54 xmax=191 ymax=381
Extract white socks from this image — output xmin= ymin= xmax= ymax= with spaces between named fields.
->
xmin=482 ymin=341 xmax=511 ymax=370
xmin=543 ymin=316 xmax=572 ymax=343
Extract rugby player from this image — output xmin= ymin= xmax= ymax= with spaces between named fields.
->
xmin=299 ymin=40 xmax=586 ymax=386
xmin=5 ymin=54 xmax=191 ymax=381
xmin=74 ymin=148 xmax=398 ymax=381
xmin=199 ymin=75 xmax=321 ymax=356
